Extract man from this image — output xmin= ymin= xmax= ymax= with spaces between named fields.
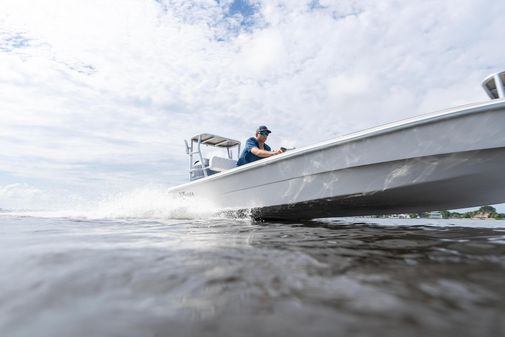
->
xmin=236 ymin=126 xmax=284 ymax=166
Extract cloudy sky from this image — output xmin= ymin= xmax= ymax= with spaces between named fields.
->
xmin=1 ymin=0 xmax=504 ymax=211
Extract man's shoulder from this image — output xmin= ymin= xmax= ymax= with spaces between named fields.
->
xmin=245 ymin=137 xmax=258 ymax=146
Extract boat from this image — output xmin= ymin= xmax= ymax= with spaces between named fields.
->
xmin=168 ymin=71 xmax=505 ymax=220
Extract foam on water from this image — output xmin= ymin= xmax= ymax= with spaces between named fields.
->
xmin=91 ymin=187 xmax=218 ymax=219
xmin=1 ymin=186 xmax=224 ymax=221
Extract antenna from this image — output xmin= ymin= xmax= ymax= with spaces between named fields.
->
xmin=184 ymin=140 xmax=190 ymax=155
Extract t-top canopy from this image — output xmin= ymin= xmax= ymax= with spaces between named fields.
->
xmin=191 ymin=133 xmax=241 ymax=148
xmin=482 ymin=71 xmax=505 ymax=99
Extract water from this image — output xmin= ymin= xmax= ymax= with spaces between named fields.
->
xmin=1 ymin=213 xmax=504 ymax=337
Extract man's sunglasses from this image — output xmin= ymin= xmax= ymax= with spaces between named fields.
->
xmin=259 ymin=132 xmax=269 ymax=137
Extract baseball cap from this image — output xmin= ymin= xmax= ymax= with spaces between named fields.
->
xmin=256 ymin=125 xmax=272 ymax=134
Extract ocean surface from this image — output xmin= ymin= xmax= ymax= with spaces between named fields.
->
xmin=1 ymin=212 xmax=504 ymax=337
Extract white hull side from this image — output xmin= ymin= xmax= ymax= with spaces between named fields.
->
xmin=249 ymin=148 xmax=505 ymax=219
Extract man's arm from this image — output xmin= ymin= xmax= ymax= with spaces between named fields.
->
xmin=251 ymin=147 xmax=283 ymax=158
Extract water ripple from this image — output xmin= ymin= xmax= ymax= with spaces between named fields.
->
xmin=0 ymin=215 xmax=504 ymax=337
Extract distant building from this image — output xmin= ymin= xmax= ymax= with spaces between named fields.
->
xmin=428 ymin=211 xmax=443 ymax=219
xmin=384 ymin=214 xmax=411 ymax=219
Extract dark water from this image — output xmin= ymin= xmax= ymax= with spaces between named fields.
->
xmin=0 ymin=214 xmax=504 ymax=337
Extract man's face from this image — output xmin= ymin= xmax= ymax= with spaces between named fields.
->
xmin=257 ymin=131 xmax=269 ymax=142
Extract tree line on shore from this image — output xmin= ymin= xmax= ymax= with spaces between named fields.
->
xmin=411 ymin=206 xmax=505 ymax=219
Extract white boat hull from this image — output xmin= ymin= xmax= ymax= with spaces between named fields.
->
xmin=169 ymin=100 xmax=505 ymax=220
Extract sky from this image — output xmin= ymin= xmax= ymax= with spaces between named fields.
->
xmin=0 ymin=0 xmax=505 ymax=211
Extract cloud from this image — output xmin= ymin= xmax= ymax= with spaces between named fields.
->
xmin=0 ymin=31 xmax=31 ymax=52
xmin=0 ymin=183 xmax=41 ymax=199
xmin=0 ymin=183 xmax=49 ymax=210
xmin=0 ymin=0 xmax=505 ymax=210
xmin=238 ymin=28 xmax=286 ymax=73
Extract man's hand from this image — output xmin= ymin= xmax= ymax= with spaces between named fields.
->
xmin=251 ymin=147 xmax=284 ymax=157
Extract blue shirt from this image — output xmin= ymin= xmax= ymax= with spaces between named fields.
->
xmin=236 ymin=137 xmax=271 ymax=166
